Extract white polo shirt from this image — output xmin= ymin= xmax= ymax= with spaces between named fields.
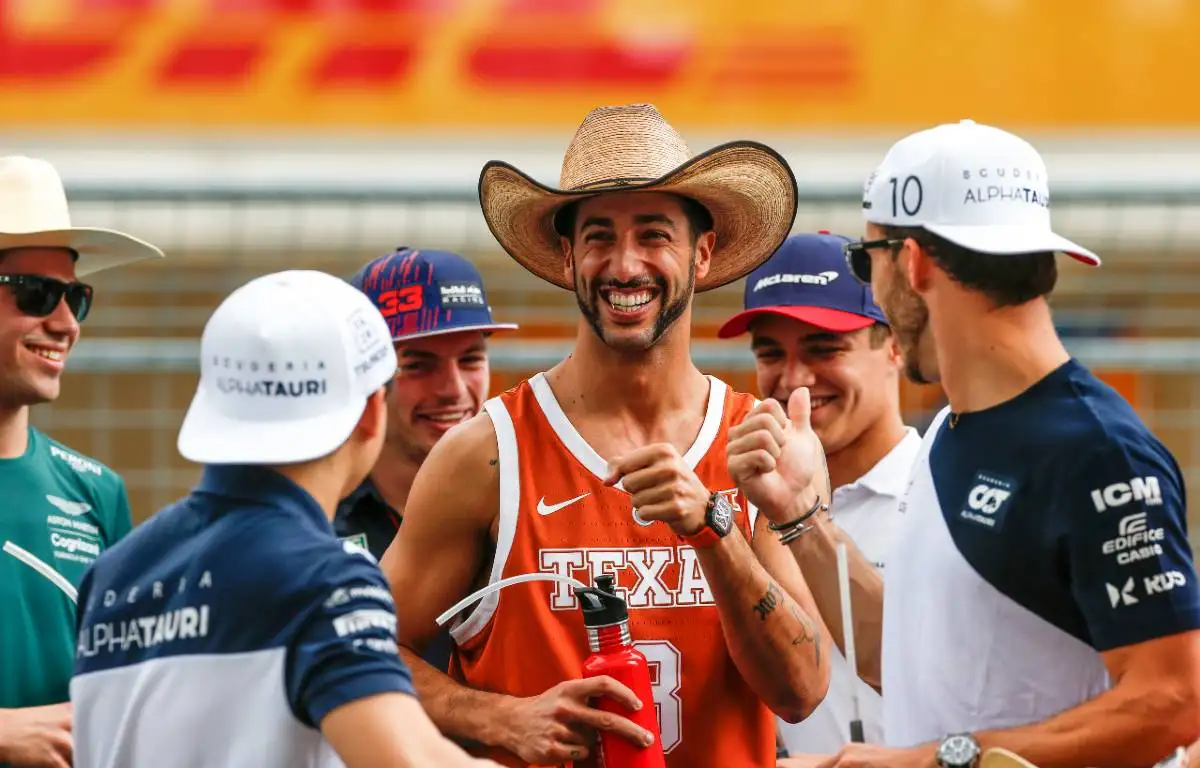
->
xmin=779 ymin=427 xmax=921 ymax=755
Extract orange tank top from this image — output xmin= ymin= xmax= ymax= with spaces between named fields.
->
xmin=447 ymin=373 xmax=775 ymax=768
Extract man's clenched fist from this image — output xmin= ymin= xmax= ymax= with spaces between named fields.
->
xmin=727 ymin=387 xmax=827 ymax=524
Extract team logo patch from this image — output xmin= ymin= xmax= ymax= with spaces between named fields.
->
xmin=438 ymin=281 xmax=487 ymax=307
xmin=960 ymin=471 xmax=1018 ymax=531
xmin=46 ymin=494 xmax=92 ymax=516
xmin=340 ymin=533 xmax=370 ymax=553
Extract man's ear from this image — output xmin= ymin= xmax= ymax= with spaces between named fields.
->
xmin=886 ymin=332 xmax=904 ymax=369
xmin=903 ymin=237 xmax=936 ymax=294
xmin=355 ymin=387 xmax=388 ymax=441
xmin=693 ymin=230 xmax=716 ymax=282
xmin=561 ymin=236 xmax=575 ymax=286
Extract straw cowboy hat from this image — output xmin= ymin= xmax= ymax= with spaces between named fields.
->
xmin=478 ymin=104 xmax=798 ymax=292
xmin=0 ymin=156 xmax=163 ymax=276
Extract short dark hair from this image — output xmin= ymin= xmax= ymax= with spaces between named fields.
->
xmin=553 ymin=194 xmax=714 ymax=244
xmin=867 ymin=323 xmax=891 ymax=348
xmin=880 ymin=225 xmax=1057 ymax=307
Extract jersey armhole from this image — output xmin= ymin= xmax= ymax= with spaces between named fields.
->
xmin=449 ymin=398 xmax=521 ymax=645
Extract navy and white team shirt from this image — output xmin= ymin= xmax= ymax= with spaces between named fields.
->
xmin=71 ymin=466 xmax=415 ymax=768
xmin=883 ymin=358 xmax=1200 ymax=747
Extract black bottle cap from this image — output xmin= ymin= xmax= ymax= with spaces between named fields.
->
xmin=576 ymin=574 xmax=628 ymax=628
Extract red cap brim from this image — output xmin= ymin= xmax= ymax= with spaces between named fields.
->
xmin=716 ymin=306 xmax=876 ymax=338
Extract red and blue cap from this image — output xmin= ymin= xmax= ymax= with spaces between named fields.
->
xmin=717 ymin=231 xmax=887 ymax=338
xmin=349 ymin=247 xmax=518 ymax=342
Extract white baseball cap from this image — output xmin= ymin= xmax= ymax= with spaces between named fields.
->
xmin=862 ymin=119 xmax=1100 ymax=266
xmin=178 ymin=270 xmax=397 ymax=465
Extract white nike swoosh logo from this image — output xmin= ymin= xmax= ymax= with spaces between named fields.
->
xmin=537 ymin=493 xmax=590 ymax=516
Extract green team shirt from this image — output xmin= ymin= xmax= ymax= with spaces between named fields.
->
xmin=0 ymin=427 xmax=131 ymax=709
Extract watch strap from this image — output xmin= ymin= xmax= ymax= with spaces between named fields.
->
xmin=677 ymin=524 xmax=723 ymax=549
xmin=677 ymin=492 xmax=727 ymax=549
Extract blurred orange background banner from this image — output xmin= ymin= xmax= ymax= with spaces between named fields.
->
xmin=1 ymin=0 xmax=1197 ymax=131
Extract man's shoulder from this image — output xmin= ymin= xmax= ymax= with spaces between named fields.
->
xmin=26 ymin=430 xmax=127 ymax=524
xmin=1026 ymin=365 xmax=1171 ymax=465
xmin=221 ymin=500 xmax=386 ymax=579
xmin=88 ymin=499 xmax=386 ymax=604
xmin=724 ymin=382 xmax=758 ymax=414
xmin=424 ymin=407 xmax=501 ymax=474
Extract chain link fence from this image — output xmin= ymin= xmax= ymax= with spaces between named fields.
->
xmin=28 ymin=185 xmax=1200 ymax=527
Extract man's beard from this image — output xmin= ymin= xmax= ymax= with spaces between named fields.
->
xmin=576 ymin=259 xmax=696 ymax=352
xmin=882 ymin=277 xmax=934 ymax=385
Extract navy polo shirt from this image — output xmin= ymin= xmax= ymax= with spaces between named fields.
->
xmin=883 ymin=359 xmax=1200 ymax=746
xmin=334 ymin=478 xmax=401 ymax=559
xmin=71 ymin=466 xmax=416 ymax=767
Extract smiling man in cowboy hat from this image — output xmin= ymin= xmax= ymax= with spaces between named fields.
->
xmin=381 ymin=104 xmax=833 ymax=768
xmin=0 ymin=156 xmax=162 ymax=768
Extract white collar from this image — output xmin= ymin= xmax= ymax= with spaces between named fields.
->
xmin=837 ymin=427 xmax=921 ymax=498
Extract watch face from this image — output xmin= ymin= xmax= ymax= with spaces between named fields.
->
xmin=709 ymin=494 xmax=734 ymax=535
xmin=937 ymin=735 xmax=980 ymax=768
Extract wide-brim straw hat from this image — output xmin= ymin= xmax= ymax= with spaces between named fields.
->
xmin=0 ymin=156 xmax=163 ymax=276
xmin=478 ymin=104 xmax=798 ymax=293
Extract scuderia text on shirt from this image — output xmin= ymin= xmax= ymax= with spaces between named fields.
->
xmin=77 ymin=571 xmax=214 ymax=658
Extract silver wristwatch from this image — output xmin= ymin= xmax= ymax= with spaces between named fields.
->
xmin=936 ymin=733 xmax=981 ymax=768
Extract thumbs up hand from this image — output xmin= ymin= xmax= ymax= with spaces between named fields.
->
xmin=726 ymin=388 xmax=828 ymax=525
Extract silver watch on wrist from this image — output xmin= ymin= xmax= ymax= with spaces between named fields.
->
xmin=936 ymin=733 xmax=981 ymax=768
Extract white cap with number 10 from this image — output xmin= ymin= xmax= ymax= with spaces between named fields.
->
xmin=861 ymin=119 xmax=1100 ymax=266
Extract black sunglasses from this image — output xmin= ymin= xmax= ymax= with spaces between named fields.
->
xmin=842 ymin=238 xmax=906 ymax=284
xmin=0 ymin=275 xmax=94 ymax=322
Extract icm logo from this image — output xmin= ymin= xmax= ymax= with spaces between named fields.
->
xmin=1144 ymin=570 xmax=1187 ymax=596
xmin=1091 ymin=477 xmax=1163 ymax=512
xmin=960 ymin=471 xmax=1018 ymax=530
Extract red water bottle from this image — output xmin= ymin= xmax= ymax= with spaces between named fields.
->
xmin=577 ymin=575 xmax=667 ymax=768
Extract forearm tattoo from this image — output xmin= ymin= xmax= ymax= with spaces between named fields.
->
xmin=788 ymin=603 xmax=821 ymax=667
xmin=752 ymin=582 xmax=783 ymax=621
xmin=751 ymin=582 xmax=823 ymax=666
